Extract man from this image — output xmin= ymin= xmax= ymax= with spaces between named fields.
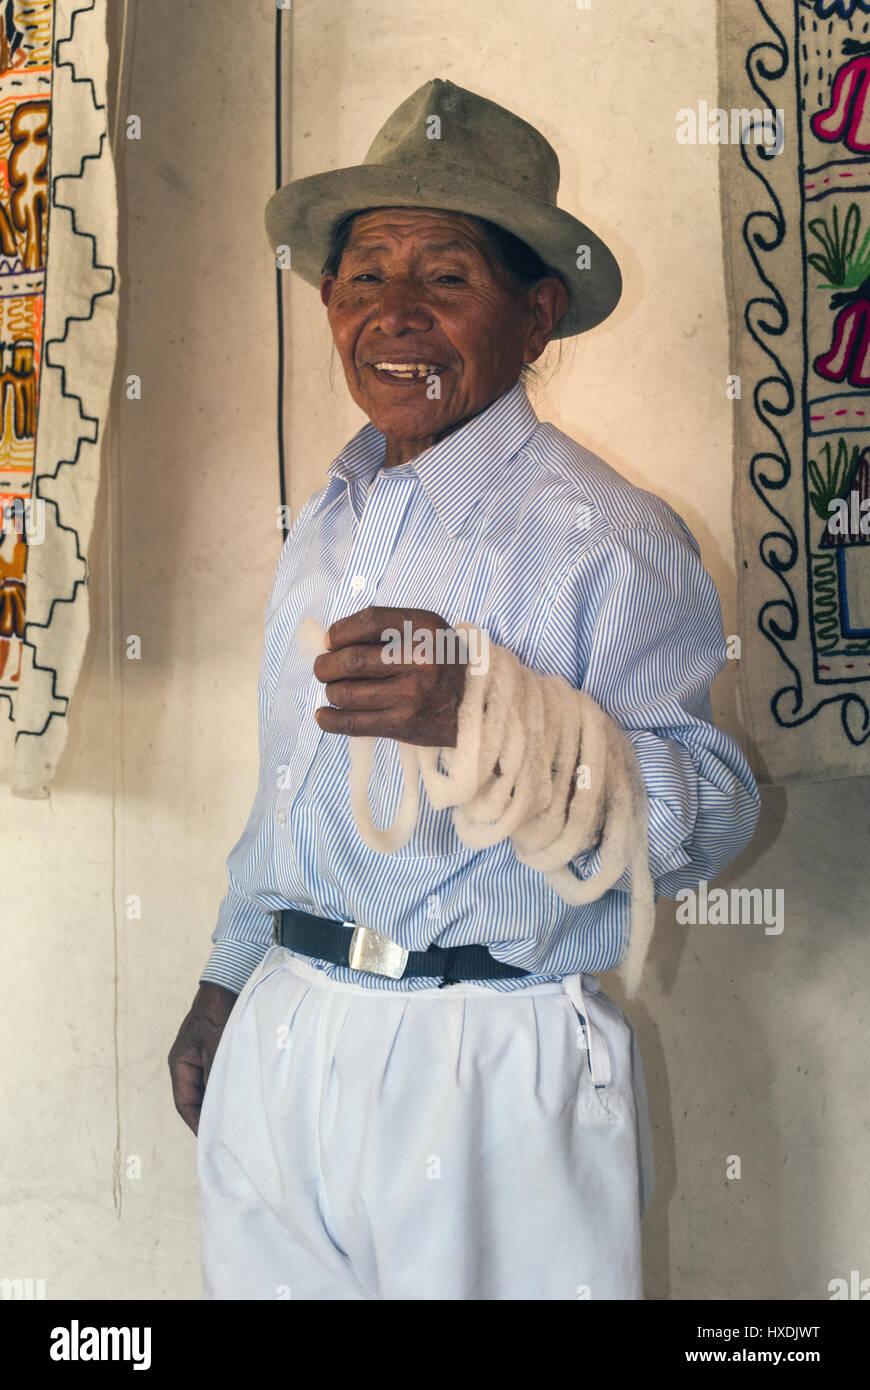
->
xmin=169 ymin=79 xmax=760 ymax=1300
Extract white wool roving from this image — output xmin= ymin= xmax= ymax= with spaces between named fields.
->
xmin=298 ymin=617 xmax=654 ymax=997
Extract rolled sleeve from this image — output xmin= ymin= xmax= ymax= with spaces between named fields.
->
xmin=564 ymin=524 xmax=760 ymax=896
xmin=199 ymin=887 xmax=276 ymax=994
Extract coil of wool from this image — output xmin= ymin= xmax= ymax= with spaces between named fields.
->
xmin=298 ymin=617 xmax=655 ymax=996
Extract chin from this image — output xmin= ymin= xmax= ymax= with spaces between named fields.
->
xmin=365 ymin=400 xmax=449 ymax=436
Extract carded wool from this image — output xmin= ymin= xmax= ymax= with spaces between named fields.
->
xmin=298 ymin=617 xmax=654 ymax=996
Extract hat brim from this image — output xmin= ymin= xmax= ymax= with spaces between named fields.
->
xmin=264 ymin=165 xmax=621 ymax=338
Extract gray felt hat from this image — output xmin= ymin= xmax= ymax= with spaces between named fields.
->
xmin=264 ymin=78 xmax=622 ymax=338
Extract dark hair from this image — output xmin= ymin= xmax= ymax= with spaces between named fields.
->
xmin=320 ymin=207 xmax=568 ymax=301
xmin=320 ymin=212 xmax=360 ymax=278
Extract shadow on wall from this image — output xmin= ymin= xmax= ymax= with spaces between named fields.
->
xmin=603 ymin=784 xmax=788 ymax=1299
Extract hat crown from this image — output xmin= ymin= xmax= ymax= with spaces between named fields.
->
xmin=364 ymin=78 xmax=561 ymax=205
xmin=263 ymin=76 xmax=623 ymax=336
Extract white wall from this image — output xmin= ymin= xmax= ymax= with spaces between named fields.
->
xmin=2 ymin=0 xmax=867 ymax=1300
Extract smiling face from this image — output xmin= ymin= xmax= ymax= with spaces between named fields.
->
xmin=319 ymin=208 xmax=568 ymax=466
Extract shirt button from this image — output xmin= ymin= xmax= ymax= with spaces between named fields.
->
xmin=277 ymin=808 xmax=287 ymax=824
xmin=350 ymin=573 xmax=366 ymax=594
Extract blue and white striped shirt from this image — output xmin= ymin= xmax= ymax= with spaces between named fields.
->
xmin=201 ymin=379 xmax=760 ymax=993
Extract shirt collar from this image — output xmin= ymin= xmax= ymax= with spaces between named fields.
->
xmin=314 ymin=379 xmax=540 ymax=538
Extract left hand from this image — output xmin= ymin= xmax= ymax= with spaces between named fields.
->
xmin=312 ymin=605 xmax=467 ymax=747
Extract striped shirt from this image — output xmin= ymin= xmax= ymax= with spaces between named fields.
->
xmin=200 ymin=379 xmax=760 ymax=994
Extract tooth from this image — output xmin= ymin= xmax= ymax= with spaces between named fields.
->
xmin=374 ymin=362 xmax=443 ymax=373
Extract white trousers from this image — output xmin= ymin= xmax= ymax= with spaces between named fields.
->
xmin=197 ymin=946 xmax=654 ymax=1300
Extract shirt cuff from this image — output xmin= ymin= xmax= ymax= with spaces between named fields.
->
xmin=569 ymin=847 xmax=631 ymax=894
xmin=570 ymin=818 xmax=693 ymax=893
xmin=199 ymin=935 xmax=274 ymax=995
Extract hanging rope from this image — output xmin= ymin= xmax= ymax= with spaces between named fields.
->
xmin=299 ymin=618 xmax=655 ymax=996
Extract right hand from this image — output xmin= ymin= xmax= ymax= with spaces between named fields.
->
xmin=168 ymin=982 xmax=237 ymax=1135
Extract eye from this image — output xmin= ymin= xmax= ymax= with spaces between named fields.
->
xmin=351 ymin=273 xmax=381 ymax=283
xmin=434 ymin=274 xmax=465 ymax=285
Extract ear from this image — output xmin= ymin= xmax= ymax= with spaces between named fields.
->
xmin=525 ymin=277 xmax=570 ymax=362
xmin=320 ymin=276 xmax=335 ymax=307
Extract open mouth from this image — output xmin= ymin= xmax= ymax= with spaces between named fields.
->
xmin=369 ymin=361 xmax=446 ymax=384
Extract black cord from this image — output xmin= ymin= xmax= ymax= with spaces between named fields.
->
xmin=275 ymin=5 xmax=289 ymax=541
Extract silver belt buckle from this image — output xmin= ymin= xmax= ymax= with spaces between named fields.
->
xmin=347 ymin=923 xmax=409 ymax=979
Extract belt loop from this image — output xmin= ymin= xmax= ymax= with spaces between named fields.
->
xmin=563 ymin=973 xmax=612 ymax=1089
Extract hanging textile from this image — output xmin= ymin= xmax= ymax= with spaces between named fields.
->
xmin=720 ymin=0 xmax=870 ymax=781
xmin=0 ymin=0 xmax=118 ymax=797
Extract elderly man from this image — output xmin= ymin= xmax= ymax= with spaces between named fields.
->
xmin=169 ymin=79 xmax=759 ymax=1301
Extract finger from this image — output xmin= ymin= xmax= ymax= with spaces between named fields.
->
xmin=202 ymin=1042 xmax=222 ymax=1089
xmin=179 ymin=1100 xmax=203 ymax=1137
xmin=313 ymin=641 xmax=397 ymax=684
xmin=325 ymin=607 xmax=430 ymax=653
xmin=314 ymin=703 xmax=411 ymax=738
xmin=323 ymin=673 xmax=411 ymax=710
xmin=170 ymin=1055 xmax=205 ymax=1124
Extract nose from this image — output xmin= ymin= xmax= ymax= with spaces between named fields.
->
xmin=370 ymin=275 xmax=434 ymax=336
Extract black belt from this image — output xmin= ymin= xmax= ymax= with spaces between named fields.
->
xmin=277 ymin=907 xmax=529 ymax=984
